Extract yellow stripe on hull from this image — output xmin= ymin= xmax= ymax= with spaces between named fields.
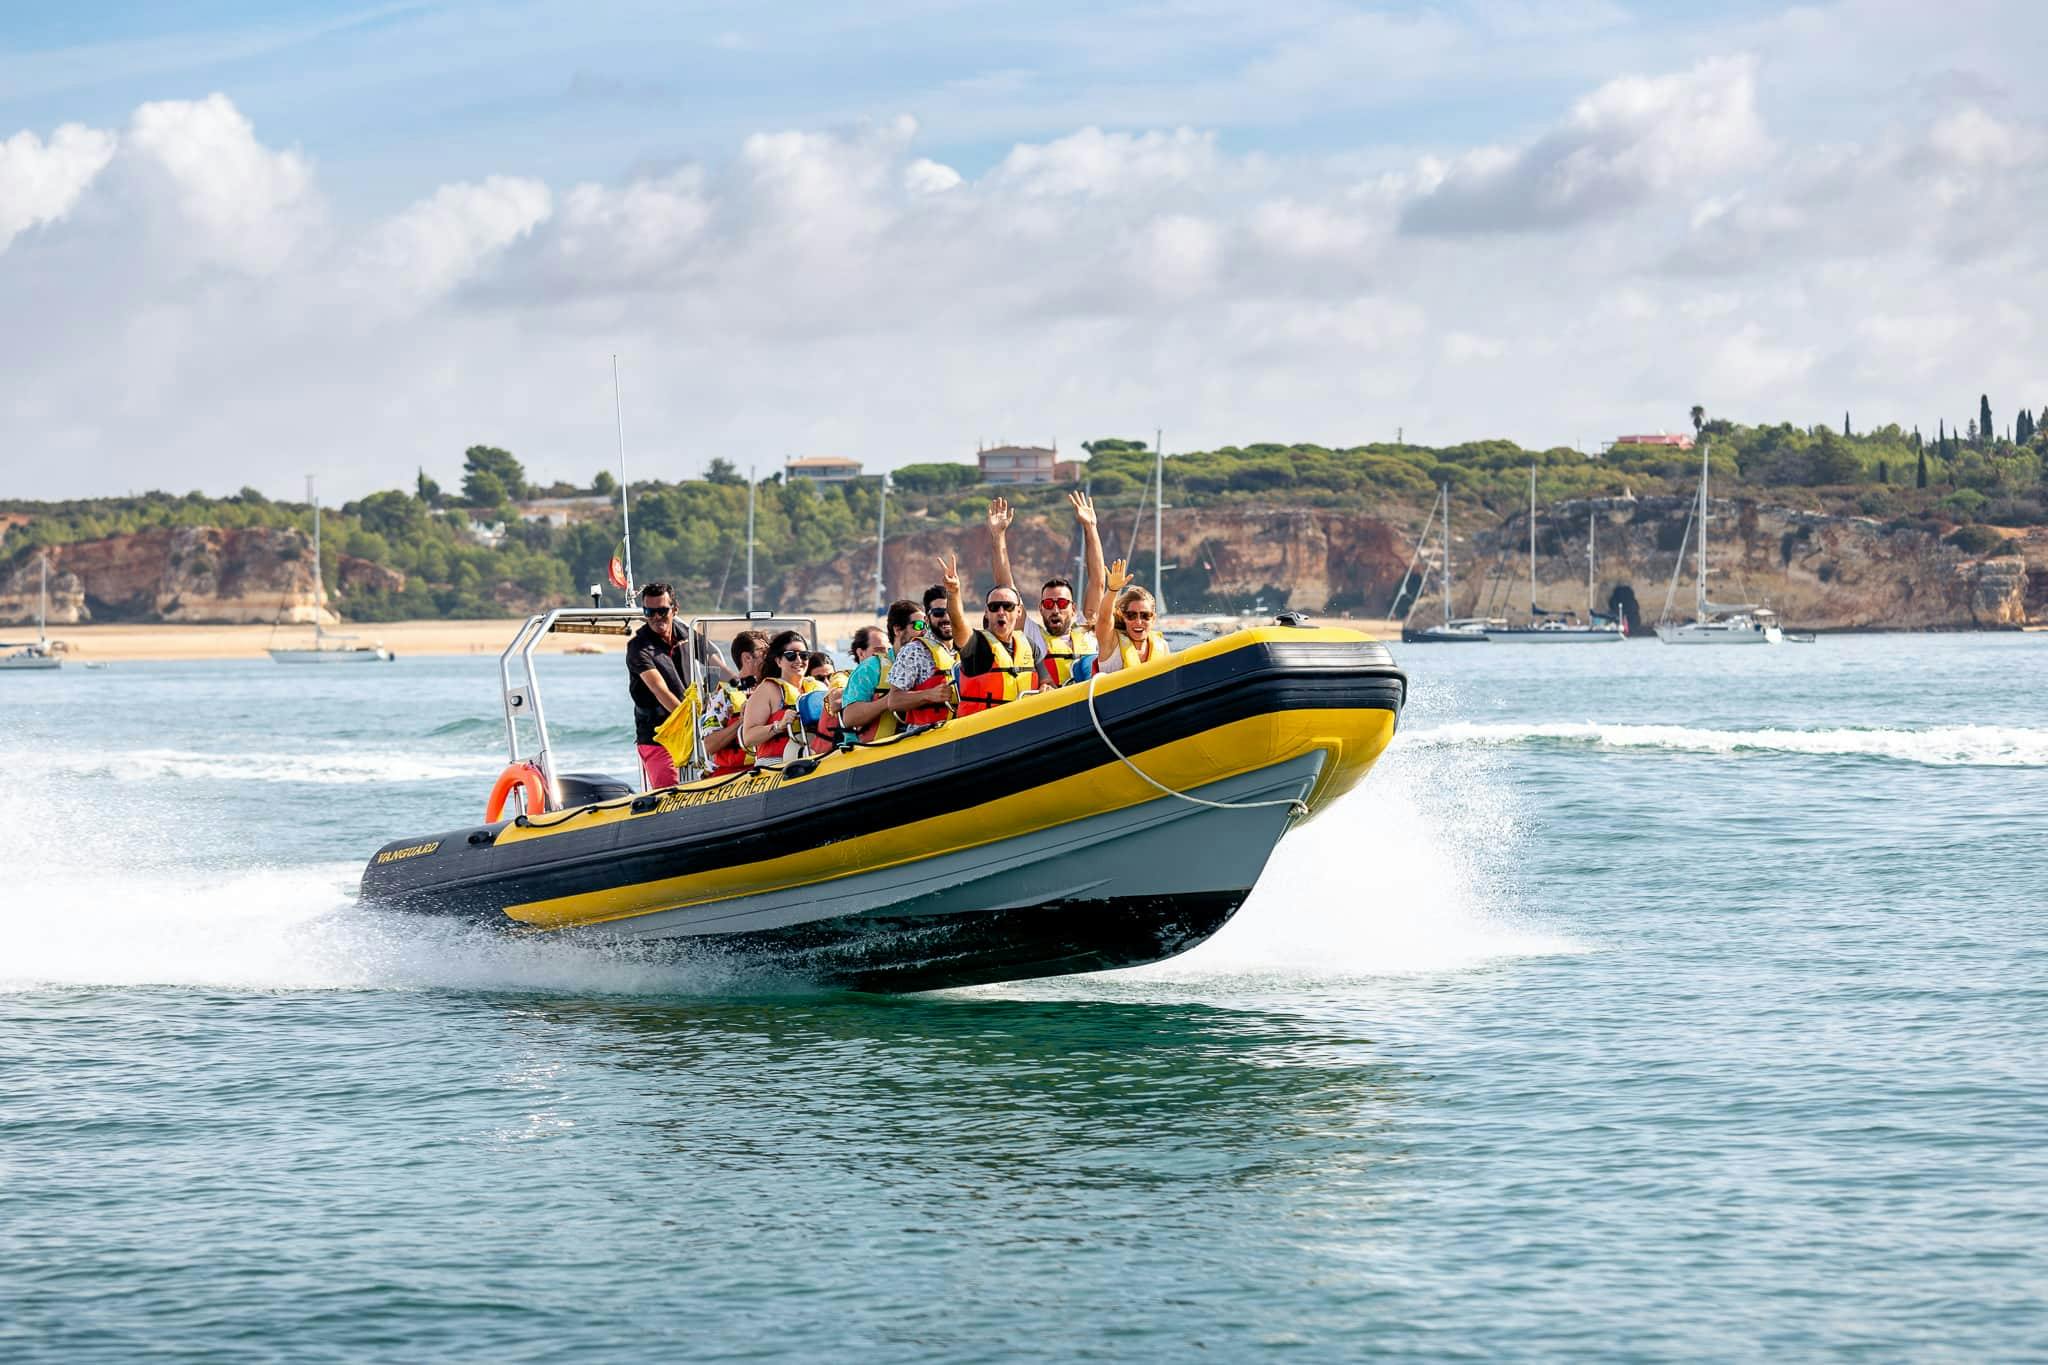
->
xmin=505 ymin=705 xmax=1396 ymax=932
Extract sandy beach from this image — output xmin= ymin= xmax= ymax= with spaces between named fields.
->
xmin=38 ymin=612 xmax=1400 ymax=662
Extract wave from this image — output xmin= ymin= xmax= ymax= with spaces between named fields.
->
xmin=0 ymin=746 xmax=502 ymax=785
xmin=1406 ymin=721 xmax=2048 ymax=767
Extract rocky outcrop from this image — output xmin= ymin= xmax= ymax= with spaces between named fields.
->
xmin=0 ymin=527 xmax=332 ymax=625
xmin=1438 ymin=496 xmax=2047 ymax=631
xmin=783 ymin=508 xmax=1418 ymax=614
xmin=783 ymin=497 xmax=2047 ymax=630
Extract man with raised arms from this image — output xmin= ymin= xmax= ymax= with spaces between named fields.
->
xmin=986 ymin=491 xmax=1108 ymax=688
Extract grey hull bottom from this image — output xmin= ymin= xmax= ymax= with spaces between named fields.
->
xmin=557 ymin=756 xmax=1323 ymax=990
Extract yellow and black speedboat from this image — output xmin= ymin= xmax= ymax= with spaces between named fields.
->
xmin=360 ymin=609 xmax=1405 ymax=991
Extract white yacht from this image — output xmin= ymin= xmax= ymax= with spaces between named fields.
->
xmin=269 ymin=477 xmax=395 ymax=663
xmin=1485 ymin=467 xmax=1625 ymax=643
xmin=1657 ymin=438 xmax=1783 ymax=645
xmin=1 ymin=554 xmax=62 ymax=671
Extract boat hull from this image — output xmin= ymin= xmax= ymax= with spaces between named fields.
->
xmin=1655 ymin=623 xmax=1782 ymax=644
xmin=1482 ymin=628 xmax=1625 ymax=643
xmin=359 ymin=628 xmax=1405 ymax=991
xmin=0 ymin=656 xmax=61 ymax=671
xmin=270 ymin=648 xmax=394 ymax=662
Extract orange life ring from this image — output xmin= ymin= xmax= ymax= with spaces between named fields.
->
xmin=485 ymin=762 xmax=549 ymax=822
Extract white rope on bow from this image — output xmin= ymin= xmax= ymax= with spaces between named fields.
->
xmin=1084 ymin=661 xmax=1310 ymax=819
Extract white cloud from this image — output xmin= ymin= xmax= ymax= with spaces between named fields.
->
xmin=993 ymin=127 xmax=1218 ymax=197
xmin=904 ymin=158 xmax=962 ymax=195
xmin=3 ymin=59 xmax=2046 ymax=503
xmin=1443 ymin=331 xmax=1504 ymax=362
xmin=0 ymin=123 xmax=117 ymax=251
xmin=1403 ymin=56 xmax=1767 ymax=234
xmin=125 ymin=93 xmax=316 ymax=272
xmin=365 ymin=175 xmax=553 ymax=302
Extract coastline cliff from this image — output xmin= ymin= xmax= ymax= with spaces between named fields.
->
xmin=0 ymin=526 xmax=400 ymax=626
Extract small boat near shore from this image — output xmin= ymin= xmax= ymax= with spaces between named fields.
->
xmin=1 ymin=554 xmax=62 ymax=672
xmin=1396 ymin=484 xmax=1491 ymax=644
xmin=1657 ymin=436 xmax=1783 ymax=645
xmin=359 ymin=608 xmax=1406 ymax=991
xmin=269 ymin=477 xmax=394 ymax=664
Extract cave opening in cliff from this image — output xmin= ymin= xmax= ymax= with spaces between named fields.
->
xmin=1607 ymin=585 xmax=1641 ymax=635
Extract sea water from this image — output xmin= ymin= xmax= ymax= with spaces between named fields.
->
xmin=2 ymin=634 xmax=2044 ymax=1361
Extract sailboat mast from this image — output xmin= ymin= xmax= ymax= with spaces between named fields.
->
xmin=1442 ymin=486 xmax=1453 ymax=624
xmin=745 ymin=465 xmax=756 ymax=613
xmin=874 ymin=473 xmax=888 ymax=613
xmin=1154 ymin=427 xmax=1165 ymax=615
xmin=1528 ymin=464 xmax=1537 ymax=617
xmin=1588 ymin=508 xmax=1596 ymax=616
xmin=1695 ymin=439 xmax=1710 ymax=622
xmin=38 ymin=552 xmax=48 ymax=645
xmin=308 ymin=474 xmax=325 ymax=641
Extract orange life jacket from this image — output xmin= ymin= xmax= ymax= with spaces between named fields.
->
xmin=755 ymin=677 xmax=805 ymax=761
xmin=957 ymin=630 xmax=1036 ymax=715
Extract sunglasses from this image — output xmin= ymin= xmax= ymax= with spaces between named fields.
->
xmin=987 ymin=602 xmax=1019 ymax=613
xmin=1123 ymin=609 xmax=1154 ymax=621
xmin=1041 ymin=597 xmax=1073 ymax=610
xmin=909 ymin=619 xmax=928 ymax=632
xmin=643 ymin=605 xmax=673 ymax=617
xmin=779 ymin=649 xmax=806 ymax=662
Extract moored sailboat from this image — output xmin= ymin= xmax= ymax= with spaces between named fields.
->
xmin=0 ymin=553 xmax=62 ymax=672
xmin=1485 ymin=467 xmax=1625 ymax=643
xmin=269 ymin=477 xmax=394 ymax=663
xmin=1656 ymin=434 xmax=1783 ymax=645
xmin=1400 ymin=484 xmax=1490 ymax=643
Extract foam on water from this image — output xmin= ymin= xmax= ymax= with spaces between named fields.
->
xmin=1410 ymin=720 xmax=2048 ymax=766
xmin=1118 ymin=733 xmax=1583 ymax=984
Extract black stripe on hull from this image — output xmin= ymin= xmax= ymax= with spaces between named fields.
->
xmin=362 ymin=636 xmax=1403 ymax=916
xmin=577 ymin=890 xmax=1248 ymax=993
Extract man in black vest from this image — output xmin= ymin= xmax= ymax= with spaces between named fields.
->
xmin=627 ymin=581 xmax=691 ymax=789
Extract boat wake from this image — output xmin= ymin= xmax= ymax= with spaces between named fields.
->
xmin=1104 ymin=733 xmax=1582 ymax=985
xmin=3 ymin=727 xmax=1575 ymax=996
xmin=1409 ymin=720 xmax=2048 ymax=767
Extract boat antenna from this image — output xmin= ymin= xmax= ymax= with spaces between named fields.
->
xmin=612 ymin=354 xmax=636 ymax=596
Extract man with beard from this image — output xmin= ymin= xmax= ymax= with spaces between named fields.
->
xmin=986 ymin=490 xmax=1108 ymax=688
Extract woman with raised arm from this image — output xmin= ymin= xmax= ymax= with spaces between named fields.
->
xmin=1090 ymin=558 xmax=1172 ymax=676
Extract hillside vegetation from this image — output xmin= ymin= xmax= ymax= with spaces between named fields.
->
xmin=6 ymin=402 xmax=2044 ymax=618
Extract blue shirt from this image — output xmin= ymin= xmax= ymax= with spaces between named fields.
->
xmin=842 ymin=653 xmax=884 ymax=705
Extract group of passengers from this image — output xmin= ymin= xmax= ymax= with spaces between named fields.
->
xmin=627 ymin=490 xmax=1173 ymax=789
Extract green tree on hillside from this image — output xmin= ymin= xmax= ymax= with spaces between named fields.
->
xmin=1980 ymin=395 xmax=1993 ymax=448
xmin=705 ymin=458 xmax=743 ymax=486
xmin=462 ymin=446 xmax=528 ymax=505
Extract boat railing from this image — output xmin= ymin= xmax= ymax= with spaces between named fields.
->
xmin=498 ymin=607 xmax=821 ymax=810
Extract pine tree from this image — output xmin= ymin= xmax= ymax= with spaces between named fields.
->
xmin=1844 ymin=411 xmax=1851 ymax=437
xmin=1917 ymin=445 xmax=1929 ymax=489
xmin=1980 ymin=394 xmax=1993 ymax=447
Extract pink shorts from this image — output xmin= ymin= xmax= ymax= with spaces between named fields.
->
xmin=637 ymin=743 xmax=679 ymax=790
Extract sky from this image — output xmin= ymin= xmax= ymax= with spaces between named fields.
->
xmin=1 ymin=0 xmax=2043 ymax=501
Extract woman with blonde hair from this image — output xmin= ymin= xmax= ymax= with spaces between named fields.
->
xmin=1091 ymin=558 xmax=1172 ymax=675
